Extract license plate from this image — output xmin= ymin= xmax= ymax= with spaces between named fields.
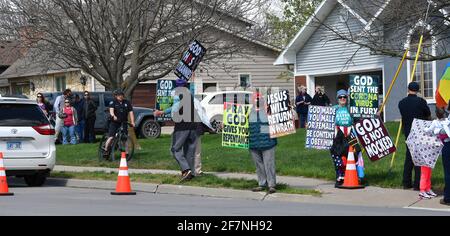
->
xmin=7 ymin=142 xmax=22 ymax=150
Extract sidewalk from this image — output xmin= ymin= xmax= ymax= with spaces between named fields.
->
xmin=53 ymin=165 xmax=450 ymax=212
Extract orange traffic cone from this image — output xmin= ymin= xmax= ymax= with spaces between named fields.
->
xmin=0 ymin=153 xmax=14 ymax=196
xmin=338 ymin=146 xmax=365 ymax=190
xmin=111 ymin=152 xmax=136 ymax=195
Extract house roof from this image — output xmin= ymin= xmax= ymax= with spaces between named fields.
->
xmin=274 ymin=0 xmax=338 ymax=66
xmin=0 ymin=40 xmax=24 ymax=67
xmin=0 ymin=47 xmax=79 ymax=79
xmin=211 ymin=24 xmax=282 ymax=53
xmin=274 ymin=0 xmax=393 ymax=66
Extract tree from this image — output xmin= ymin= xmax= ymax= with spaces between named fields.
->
xmin=0 ymin=0 xmax=269 ymax=97
xmin=265 ymin=0 xmax=322 ymax=47
xmin=314 ymin=0 xmax=450 ymax=61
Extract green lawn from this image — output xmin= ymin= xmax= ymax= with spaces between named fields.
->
xmin=56 ymin=122 xmax=446 ymax=190
xmin=51 ymin=171 xmax=320 ymax=196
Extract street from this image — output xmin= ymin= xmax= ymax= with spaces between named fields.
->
xmin=1 ymin=183 xmax=450 ymax=216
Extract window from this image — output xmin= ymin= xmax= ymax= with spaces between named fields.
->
xmin=55 ymin=76 xmax=66 ymax=92
xmin=0 ymin=104 xmax=49 ymax=127
xmin=239 ymin=74 xmax=251 ymax=88
xmin=409 ymin=35 xmax=436 ymax=100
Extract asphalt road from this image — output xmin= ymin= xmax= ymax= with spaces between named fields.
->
xmin=1 ymin=185 xmax=450 ymax=216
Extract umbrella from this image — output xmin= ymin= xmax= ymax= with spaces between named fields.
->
xmin=436 ymin=63 xmax=450 ymax=109
xmin=406 ymin=119 xmax=444 ymax=169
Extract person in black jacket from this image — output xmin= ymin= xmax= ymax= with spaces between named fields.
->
xmin=36 ymin=93 xmax=52 ymax=118
xmin=82 ymin=91 xmax=97 ymax=143
xmin=296 ymin=86 xmax=312 ymax=128
xmin=398 ymin=82 xmax=432 ymax=190
xmin=312 ymin=86 xmax=331 ymax=107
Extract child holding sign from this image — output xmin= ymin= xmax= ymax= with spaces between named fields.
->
xmin=249 ymin=91 xmax=278 ymax=194
xmin=423 ymin=108 xmax=450 ymax=200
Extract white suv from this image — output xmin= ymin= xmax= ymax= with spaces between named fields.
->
xmin=0 ymin=97 xmax=56 ymax=186
xmin=198 ymin=91 xmax=253 ymax=132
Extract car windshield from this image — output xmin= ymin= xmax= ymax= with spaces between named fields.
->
xmin=0 ymin=104 xmax=49 ymax=127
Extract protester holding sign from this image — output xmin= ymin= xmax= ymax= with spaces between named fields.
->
xmin=154 ymin=79 xmax=201 ymax=182
xmin=249 ymin=92 xmax=278 ymax=194
xmin=330 ymin=90 xmax=365 ymax=187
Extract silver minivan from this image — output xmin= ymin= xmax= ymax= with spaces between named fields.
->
xmin=0 ymin=97 xmax=56 ymax=187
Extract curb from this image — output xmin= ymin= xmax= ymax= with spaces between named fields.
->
xmin=54 ymin=165 xmax=330 ymax=190
xmin=9 ymin=177 xmax=278 ymax=202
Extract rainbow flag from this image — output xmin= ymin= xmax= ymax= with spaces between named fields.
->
xmin=436 ymin=63 xmax=450 ymax=109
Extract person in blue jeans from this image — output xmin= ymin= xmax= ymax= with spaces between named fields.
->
xmin=60 ymin=99 xmax=78 ymax=145
xmin=74 ymin=94 xmax=85 ymax=143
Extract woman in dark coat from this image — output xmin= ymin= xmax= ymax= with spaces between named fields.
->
xmin=312 ymin=86 xmax=331 ymax=107
xmin=295 ymin=86 xmax=312 ymax=128
xmin=36 ymin=93 xmax=53 ymax=118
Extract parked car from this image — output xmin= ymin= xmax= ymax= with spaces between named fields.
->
xmin=198 ymin=91 xmax=253 ymax=132
xmin=42 ymin=92 xmax=162 ymax=139
xmin=0 ymin=97 xmax=56 ymax=186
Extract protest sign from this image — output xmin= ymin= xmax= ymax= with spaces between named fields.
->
xmin=174 ymin=40 xmax=207 ymax=81
xmin=155 ymin=80 xmax=176 ymax=122
xmin=222 ymin=103 xmax=252 ymax=149
xmin=354 ymin=118 xmax=396 ymax=162
xmin=349 ymin=75 xmax=380 ymax=118
xmin=267 ymin=90 xmax=296 ymax=138
xmin=305 ymin=106 xmax=336 ymax=150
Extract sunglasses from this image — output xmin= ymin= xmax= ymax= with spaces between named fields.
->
xmin=338 ymin=96 xmax=348 ymax=100
xmin=37 ymin=96 xmax=43 ymax=98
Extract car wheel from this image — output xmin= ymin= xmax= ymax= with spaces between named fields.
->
xmin=211 ymin=115 xmax=223 ymax=133
xmin=24 ymin=174 xmax=47 ymax=187
xmin=140 ymin=118 xmax=161 ymax=139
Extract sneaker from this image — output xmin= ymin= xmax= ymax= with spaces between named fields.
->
xmin=440 ymin=199 xmax=450 ymax=206
xmin=180 ymin=170 xmax=193 ymax=182
xmin=268 ymin=187 xmax=277 ymax=194
xmin=419 ymin=192 xmax=432 ymax=200
xmin=427 ymin=190 xmax=438 ymax=198
xmin=335 ymin=180 xmax=344 ymax=188
xmin=252 ymin=187 xmax=266 ymax=192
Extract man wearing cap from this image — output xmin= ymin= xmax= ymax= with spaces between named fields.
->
xmin=104 ymin=90 xmax=135 ymax=153
xmin=398 ymin=82 xmax=432 ymax=190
